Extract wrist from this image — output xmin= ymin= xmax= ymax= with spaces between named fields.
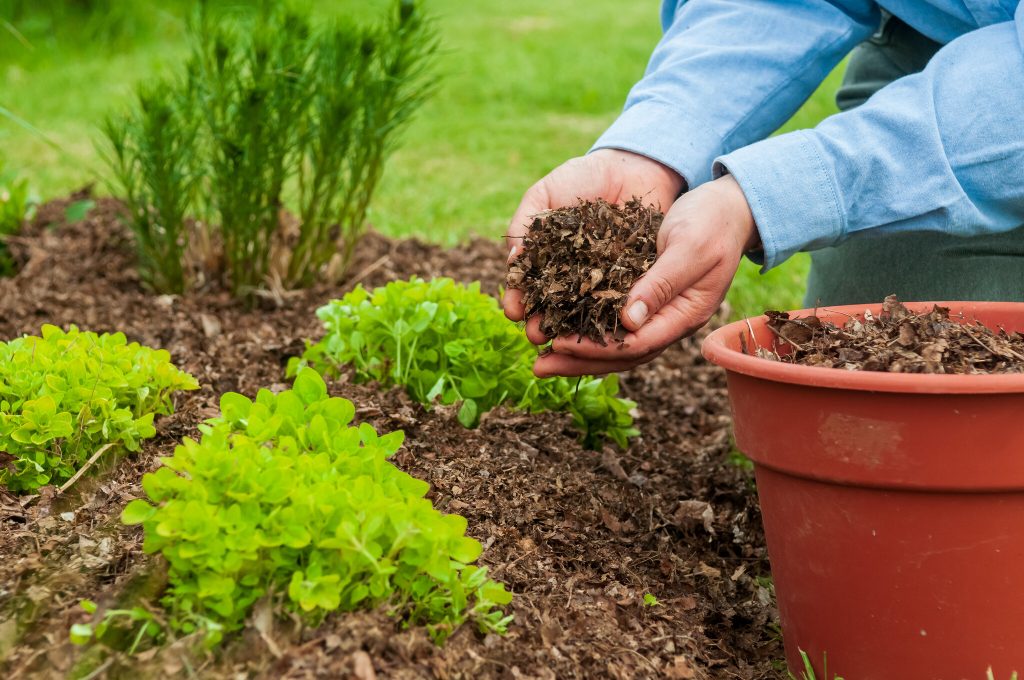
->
xmin=593 ymin=148 xmax=687 ymax=198
xmin=712 ymin=174 xmax=759 ymax=252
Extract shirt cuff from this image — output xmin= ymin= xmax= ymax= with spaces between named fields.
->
xmin=714 ymin=130 xmax=846 ymax=271
xmin=589 ymin=99 xmax=723 ymax=189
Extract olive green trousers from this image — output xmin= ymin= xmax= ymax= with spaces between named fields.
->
xmin=804 ymin=15 xmax=1024 ymax=306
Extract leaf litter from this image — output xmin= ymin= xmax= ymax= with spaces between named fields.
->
xmin=759 ymin=294 xmax=1024 ymax=374
xmin=506 ymin=197 xmax=662 ymax=345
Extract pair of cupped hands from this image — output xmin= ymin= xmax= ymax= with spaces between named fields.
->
xmin=503 ymin=149 xmax=759 ymax=377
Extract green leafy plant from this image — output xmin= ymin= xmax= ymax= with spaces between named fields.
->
xmin=0 ymin=324 xmax=198 ymax=493
xmin=69 ymin=599 xmax=164 ymax=654
xmin=288 ymin=277 xmax=639 ymax=449
xmin=101 ymin=0 xmax=436 ymax=297
xmin=121 ymin=368 xmax=511 ymax=646
xmin=0 ymin=157 xmax=35 ymax=276
xmin=642 ymin=593 xmax=660 ymax=607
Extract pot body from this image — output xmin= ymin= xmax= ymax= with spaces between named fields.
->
xmin=702 ymin=302 xmax=1024 ymax=679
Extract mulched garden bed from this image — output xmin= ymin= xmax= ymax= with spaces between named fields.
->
xmin=0 ymin=194 xmax=781 ymax=679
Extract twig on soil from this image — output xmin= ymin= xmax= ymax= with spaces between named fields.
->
xmin=765 ymin=322 xmax=807 ymax=350
xmin=57 ymin=443 xmax=115 ymax=495
xmin=961 ymin=324 xmax=1024 ymax=362
xmin=819 ymin=307 xmax=857 ymax=319
xmin=345 ymin=253 xmax=391 ymax=289
xmin=80 ymin=658 xmax=115 ymax=680
xmin=745 ymin=318 xmax=760 ymax=353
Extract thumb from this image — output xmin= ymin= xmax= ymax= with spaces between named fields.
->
xmin=621 ymin=231 xmax=704 ymax=332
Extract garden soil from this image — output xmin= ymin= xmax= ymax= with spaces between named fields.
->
xmin=0 ymin=194 xmax=781 ymax=679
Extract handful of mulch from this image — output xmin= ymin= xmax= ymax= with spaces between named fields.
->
xmin=756 ymin=295 xmax=1024 ymax=374
xmin=506 ymin=197 xmax=662 ymax=345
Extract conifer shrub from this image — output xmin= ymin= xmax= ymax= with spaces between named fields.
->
xmin=102 ymin=0 xmax=436 ymax=296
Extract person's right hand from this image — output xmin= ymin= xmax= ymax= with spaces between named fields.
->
xmin=502 ymin=149 xmax=686 ymax=322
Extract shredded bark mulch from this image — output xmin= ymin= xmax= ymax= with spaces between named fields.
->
xmin=0 ymin=193 xmax=780 ymax=679
xmin=760 ymin=294 xmax=1024 ymax=374
xmin=506 ymin=198 xmax=661 ymax=345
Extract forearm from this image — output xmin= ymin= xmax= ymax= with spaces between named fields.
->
xmin=718 ymin=11 xmax=1024 ymax=270
xmin=591 ymin=0 xmax=878 ymax=189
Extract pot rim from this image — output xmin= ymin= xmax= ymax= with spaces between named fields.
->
xmin=701 ymin=300 xmax=1024 ymax=394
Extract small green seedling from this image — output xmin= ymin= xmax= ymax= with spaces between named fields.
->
xmin=0 ymin=157 xmax=35 ymax=276
xmin=987 ymin=670 xmax=1019 ymax=680
xmin=69 ymin=599 xmax=164 ymax=654
xmin=290 ymin=277 xmax=639 ymax=449
xmin=642 ymin=593 xmax=661 ymax=607
xmin=63 ymin=198 xmax=95 ymax=224
xmin=789 ymin=649 xmax=843 ymax=680
xmin=787 ymin=650 xmax=1019 ymax=679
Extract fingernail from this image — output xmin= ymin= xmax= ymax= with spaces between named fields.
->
xmin=627 ymin=300 xmax=648 ymax=326
xmin=507 ymin=245 xmax=518 ymax=263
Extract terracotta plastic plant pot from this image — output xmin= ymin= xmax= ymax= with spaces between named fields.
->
xmin=701 ymin=301 xmax=1024 ymax=679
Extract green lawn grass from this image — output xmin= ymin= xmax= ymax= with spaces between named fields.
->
xmin=0 ymin=0 xmax=843 ymax=315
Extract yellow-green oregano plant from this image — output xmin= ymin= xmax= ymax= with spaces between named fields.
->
xmin=121 ymin=368 xmax=512 ymax=646
xmin=0 ymin=325 xmax=198 ymax=493
xmin=288 ymin=277 xmax=639 ymax=449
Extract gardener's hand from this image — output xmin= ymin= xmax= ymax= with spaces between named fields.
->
xmin=517 ymin=173 xmax=758 ymax=377
xmin=503 ymin=149 xmax=686 ymax=321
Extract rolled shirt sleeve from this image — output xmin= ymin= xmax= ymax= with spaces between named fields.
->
xmin=716 ymin=6 xmax=1024 ymax=270
xmin=591 ymin=0 xmax=878 ymax=188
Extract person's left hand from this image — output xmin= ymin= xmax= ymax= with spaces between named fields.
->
xmin=527 ymin=174 xmax=758 ymax=377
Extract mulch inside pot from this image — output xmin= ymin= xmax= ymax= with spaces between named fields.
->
xmin=506 ymin=198 xmax=662 ymax=345
xmin=760 ymin=294 xmax=1024 ymax=374
xmin=0 ymin=193 xmax=781 ymax=680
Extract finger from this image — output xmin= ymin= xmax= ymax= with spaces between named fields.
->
xmin=533 ymin=347 xmax=665 ymax=378
xmin=621 ymin=228 xmax=717 ymax=333
xmin=549 ymin=295 xmax=710 ymax=360
xmin=524 ymin=315 xmax=549 ymax=345
xmin=549 ymin=333 xmax=636 ymax=358
xmin=503 ymin=287 xmax=525 ymax=321
xmin=617 ymin=293 xmax=720 ymax=352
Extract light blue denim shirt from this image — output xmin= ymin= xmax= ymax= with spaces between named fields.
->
xmin=591 ymin=1 xmax=1024 ymax=271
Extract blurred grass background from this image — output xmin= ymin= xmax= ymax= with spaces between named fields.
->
xmin=0 ymin=0 xmax=844 ymax=316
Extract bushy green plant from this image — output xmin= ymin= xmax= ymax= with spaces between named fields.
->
xmin=289 ymin=1 xmax=436 ymax=285
xmin=102 ymin=84 xmax=199 ymax=293
xmin=101 ymin=0 xmax=436 ymax=297
xmin=0 ymin=324 xmax=198 ymax=492
xmin=189 ymin=5 xmax=312 ymax=295
xmin=0 ymin=158 xmax=34 ymax=276
xmin=122 ymin=368 xmax=511 ymax=645
xmin=288 ymin=277 xmax=639 ymax=449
